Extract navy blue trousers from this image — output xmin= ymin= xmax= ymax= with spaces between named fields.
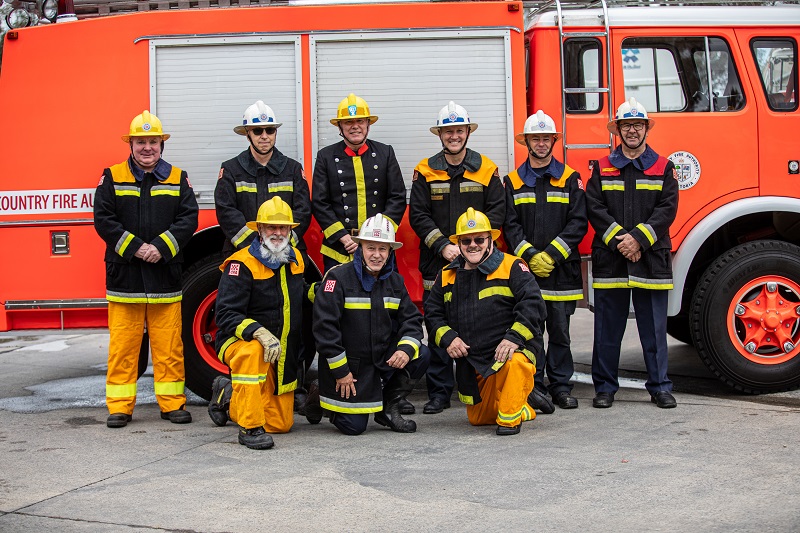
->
xmin=535 ymin=300 xmax=576 ymax=396
xmin=332 ymin=345 xmax=430 ymax=436
xmin=423 ymin=288 xmax=454 ymax=403
xmin=592 ymin=288 xmax=672 ymax=396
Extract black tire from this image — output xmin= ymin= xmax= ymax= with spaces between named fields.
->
xmin=182 ymin=252 xmax=228 ymax=400
xmin=666 ymin=314 xmax=694 ymax=346
xmin=690 ymin=240 xmax=800 ymax=393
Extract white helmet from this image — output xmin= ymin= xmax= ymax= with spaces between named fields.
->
xmin=351 ymin=213 xmax=403 ymax=250
xmin=607 ymin=97 xmax=655 ymax=134
xmin=515 ymin=110 xmax=559 ymax=145
xmin=430 ymin=101 xmax=478 ymax=135
xmin=234 ymin=100 xmax=283 ymax=135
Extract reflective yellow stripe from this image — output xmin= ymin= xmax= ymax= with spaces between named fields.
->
xmin=458 ymin=392 xmax=474 ymax=405
xmin=106 ymin=294 xmax=182 ymax=304
xmin=636 ymin=223 xmax=656 ymax=246
xmin=384 ymin=300 xmax=400 ymax=310
xmin=218 ymin=336 xmax=238 ymax=363
xmin=115 ymin=190 xmax=140 ymax=197
xmin=443 ymin=292 xmax=452 ymax=303
xmin=603 ymin=225 xmax=622 ymax=246
xmin=491 ymin=360 xmax=504 ymax=371
xmin=629 ymin=280 xmax=674 ymax=290
xmin=498 ymin=407 xmax=523 ymax=424
xmin=521 ymin=349 xmax=537 ymax=366
xmin=276 ymin=266 xmax=298 ymax=395
xmin=514 ymin=197 xmax=536 ymax=204
xmin=542 ymin=292 xmax=583 ymax=301
xmin=236 ymin=318 xmax=257 ymax=339
xmin=515 ymin=242 xmax=534 ymax=257
xmin=601 ymin=184 xmax=624 ymax=191
xmin=511 ymin=322 xmax=533 ymax=341
xmin=233 ymin=228 xmax=255 ymax=248
xmin=320 ymin=399 xmax=382 ymax=414
xmin=158 ymin=233 xmax=177 ymax=258
xmin=329 ymin=354 xmax=348 ymax=370
xmin=353 ymin=156 xmax=367 ymax=226
xmin=154 ymin=381 xmax=185 ymax=396
xmin=151 ymin=190 xmax=179 ymax=196
xmin=231 ymin=373 xmax=264 ymax=385
xmin=397 ymin=338 xmax=420 ymax=360
xmin=521 ymin=404 xmax=533 ymax=421
xmin=118 ymin=233 xmax=135 ymax=257
xmin=551 ymin=239 xmax=569 ymax=259
xmin=478 ymin=286 xmax=514 ymax=299
xmin=106 ymin=383 xmax=137 ymax=398
xmin=323 ymin=221 xmax=345 ymax=239
xmin=593 ymin=281 xmax=631 ymax=289
xmin=307 ymin=284 xmax=316 ymax=303
xmin=235 ymin=184 xmax=258 ymax=193
xmin=269 ymin=185 xmax=293 ymax=192
xmin=344 ymin=301 xmax=371 ymax=310
xmin=435 ymin=326 xmax=452 ymax=346
xmin=320 ymin=244 xmax=352 ymax=264
xmin=546 ymin=197 xmax=569 ymax=203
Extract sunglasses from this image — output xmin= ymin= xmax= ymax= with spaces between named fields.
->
xmin=250 ymin=127 xmax=277 ymax=136
xmin=459 ymin=237 xmax=487 ymax=246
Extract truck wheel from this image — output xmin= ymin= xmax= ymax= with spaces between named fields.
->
xmin=182 ymin=252 xmax=228 ymax=400
xmin=666 ymin=315 xmax=694 ymax=345
xmin=690 ymin=240 xmax=800 ymax=393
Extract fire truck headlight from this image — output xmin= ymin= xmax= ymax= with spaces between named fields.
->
xmin=41 ymin=0 xmax=57 ymax=23
xmin=6 ymin=8 xmax=31 ymax=28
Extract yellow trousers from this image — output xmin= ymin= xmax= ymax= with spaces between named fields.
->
xmin=106 ymin=301 xmax=186 ymax=415
xmin=222 ymin=339 xmax=294 ymax=433
xmin=467 ymin=352 xmax=536 ymax=428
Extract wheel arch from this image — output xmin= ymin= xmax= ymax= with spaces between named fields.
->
xmin=670 ymin=197 xmax=800 ymax=316
xmin=183 ymin=225 xmax=226 ymax=268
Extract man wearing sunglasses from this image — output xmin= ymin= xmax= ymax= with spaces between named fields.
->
xmin=424 ymin=208 xmax=545 ymax=436
xmin=503 ymin=110 xmax=588 ymax=413
xmin=410 ymin=101 xmax=506 ymax=416
xmin=215 ymin=101 xmax=311 ymax=255
xmin=586 ymin=97 xmax=679 ymax=410
xmin=312 ymin=93 xmax=407 ymax=272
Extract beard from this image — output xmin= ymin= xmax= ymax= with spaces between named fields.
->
xmin=258 ymin=234 xmax=291 ymax=264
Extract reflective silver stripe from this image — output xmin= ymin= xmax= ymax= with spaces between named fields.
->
xmin=638 ymin=223 xmax=656 ymax=245
xmin=235 ymin=181 xmax=257 ymax=193
xmin=430 ymin=183 xmax=450 ymax=194
xmin=344 ymin=297 xmax=371 ymax=309
xmin=540 ymin=289 xmax=583 ymax=300
xmin=629 ymin=276 xmax=673 ymax=288
xmin=513 ymin=192 xmax=537 ymax=204
xmin=424 ymin=228 xmax=444 ymax=248
xmin=161 ymin=230 xmax=180 ymax=256
xmin=320 ymin=396 xmax=383 ymax=411
xmin=268 ymin=181 xmax=293 ymax=192
xmin=232 ymin=225 xmax=252 ymax=246
xmin=552 ymin=236 xmax=571 ymax=258
xmin=514 ymin=240 xmax=533 ymax=256
xmin=328 ymin=351 xmax=347 ymax=370
xmin=399 ymin=336 xmax=420 ymax=348
xmin=459 ymin=182 xmax=482 ymax=191
xmin=423 ymin=279 xmax=435 ymax=291
xmin=546 ymin=191 xmax=569 ymax=202
xmin=150 ymin=185 xmax=180 ymax=195
xmin=115 ymin=231 xmax=134 ymax=255
xmin=383 ymin=297 xmax=401 ymax=309
xmin=602 ymin=223 xmax=623 ymax=245
xmin=635 ymin=179 xmax=663 ymax=190
xmin=601 ymin=180 xmax=625 ymax=191
xmin=114 ymin=185 xmax=139 ymax=194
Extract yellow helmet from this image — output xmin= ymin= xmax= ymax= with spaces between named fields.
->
xmin=246 ymin=196 xmax=300 ymax=231
xmin=122 ymin=110 xmax=170 ymax=143
xmin=450 ymin=207 xmax=501 ymax=244
xmin=330 ymin=93 xmax=379 ymax=125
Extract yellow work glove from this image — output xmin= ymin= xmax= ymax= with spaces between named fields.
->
xmin=529 ymin=252 xmax=555 ymax=278
xmin=253 ymin=327 xmax=281 ymax=363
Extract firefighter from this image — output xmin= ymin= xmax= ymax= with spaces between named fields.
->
xmin=309 ymin=213 xmax=430 ymax=435
xmin=212 ymin=197 xmax=310 ymax=449
xmin=410 ymin=101 xmax=505 ymax=416
xmin=312 ymin=93 xmax=407 ymax=272
xmin=94 ymin=110 xmax=198 ymax=429
xmin=503 ymin=110 xmax=587 ymax=412
xmin=424 ymin=208 xmax=546 ymax=436
xmin=586 ymin=97 xmax=679 ymax=409
xmin=213 ymin=100 xmax=313 ymax=415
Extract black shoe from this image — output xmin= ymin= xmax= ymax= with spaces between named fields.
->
xmin=592 ymin=392 xmax=614 ymax=409
xmin=294 ymin=390 xmax=308 ymax=415
xmin=527 ymin=388 xmax=555 ymax=414
xmin=399 ymin=398 xmax=415 ymax=415
xmin=107 ymin=413 xmax=132 ymax=428
xmin=238 ymin=427 xmax=274 ymax=450
xmin=496 ymin=424 xmax=521 ymax=436
xmin=651 ymin=391 xmax=677 ymax=409
xmin=161 ymin=409 xmax=192 ymax=424
xmin=423 ymin=397 xmax=451 ymax=414
xmin=374 ymin=410 xmax=417 ymax=433
xmin=553 ymin=391 xmax=579 ymax=409
xmin=208 ymin=376 xmax=232 ymax=427
xmin=304 ymin=379 xmax=323 ymax=424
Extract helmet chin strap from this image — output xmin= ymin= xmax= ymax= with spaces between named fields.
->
xmin=462 ymin=239 xmax=493 ymax=267
xmin=248 ymin=133 xmax=274 ymax=156
xmin=339 ymin=123 xmax=370 ymax=149
xmin=619 ymin=126 xmax=647 ymax=150
xmin=441 ymin=130 xmax=469 ymax=156
xmin=129 ymin=142 xmax=163 ymax=170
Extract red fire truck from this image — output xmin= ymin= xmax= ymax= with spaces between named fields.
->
xmin=1 ymin=0 xmax=798 ymax=398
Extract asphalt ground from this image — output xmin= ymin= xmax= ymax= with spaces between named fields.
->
xmin=0 ymin=309 xmax=798 ymax=532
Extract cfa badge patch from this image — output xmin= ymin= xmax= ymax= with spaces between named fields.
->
xmin=218 ymin=168 xmax=224 ymax=180
xmin=98 ymin=175 xmax=105 ymax=186
xmin=518 ymin=262 xmax=530 ymax=273
xmin=324 ymin=280 xmax=336 ymax=292
xmin=229 ymin=263 xmax=240 ymax=276
xmin=577 ymin=178 xmax=585 ymax=191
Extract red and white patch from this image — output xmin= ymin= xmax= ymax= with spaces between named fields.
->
xmin=301 ymin=168 xmax=306 ymax=180
xmin=577 ymin=178 xmax=585 ymax=191
xmin=412 ymin=170 xmax=420 ymax=182
xmin=186 ymin=178 xmax=193 ymax=189
xmin=228 ymin=263 xmax=240 ymax=276
xmin=324 ymin=279 xmax=336 ymax=292
xmin=218 ymin=168 xmax=224 ymax=180
xmin=518 ymin=262 xmax=530 ymax=273
xmin=672 ymin=168 xmax=679 ymax=180
xmin=98 ymin=175 xmax=105 ymax=186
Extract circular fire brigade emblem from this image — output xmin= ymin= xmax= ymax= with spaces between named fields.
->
xmin=260 ymin=113 xmax=268 ymax=122
xmin=142 ymin=123 xmax=152 ymax=131
xmin=669 ymin=151 xmax=702 ymax=190
xmin=466 ymin=219 xmax=476 ymax=229
xmin=449 ymin=112 xmax=458 ymax=122
xmin=630 ymin=108 xmax=639 ymax=117
xmin=538 ymin=121 xmax=546 ymax=129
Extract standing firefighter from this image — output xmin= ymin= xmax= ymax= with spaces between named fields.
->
xmin=410 ymin=101 xmax=505 ymax=416
xmin=212 ymin=197 xmax=309 ymax=449
xmin=94 ymin=110 xmax=198 ymax=429
xmin=310 ymin=214 xmax=430 ymax=435
xmin=503 ymin=111 xmax=587 ymax=412
xmin=424 ymin=208 xmax=545 ymax=435
xmin=312 ymin=93 xmax=407 ymax=271
xmin=586 ymin=97 xmax=679 ymax=409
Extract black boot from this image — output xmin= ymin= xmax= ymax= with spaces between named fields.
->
xmin=208 ymin=375 xmax=232 ymax=427
xmin=304 ymin=379 xmax=323 ymax=424
xmin=374 ymin=370 xmax=417 ymax=433
xmin=294 ymin=365 xmax=308 ymax=415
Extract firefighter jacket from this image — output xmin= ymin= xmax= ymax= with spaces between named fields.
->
xmin=410 ymin=149 xmax=505 ymax=290
xmin=503 ymin=158 xmax=587 ymax=301
xmin=312 ymin=140 xmax=407 ymax=264
xmin=313 ymin=248 xmax=425 ymax=414
xmin=424 ymin=248 xmax=545 ymax=405
xmin=215 ymin=148 xmax=311 ymax=253
xmin=586 ymin=145 xmax=679 ymax=290
xmin=94 ymin=157 xmax=199 ymax=303
xmin=215 ymin=240 xmax=310 ymax=395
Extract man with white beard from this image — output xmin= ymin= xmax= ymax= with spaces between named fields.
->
xmin=212 ymin=197 xmax=310 ymax=449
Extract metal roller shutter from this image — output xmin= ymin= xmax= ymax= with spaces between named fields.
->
xmin=150 ymin=37 xmax=302 ymax=203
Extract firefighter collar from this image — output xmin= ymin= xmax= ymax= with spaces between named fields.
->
xmin=352 ymin=246 xmax=395 ymax=292
xmin=128 ymin=156 xmax=173 ymax=183
xmin=518 ymin=158 xmax=564 ymax=188
xmin=427 ymin=148 xmax=483 ymax=173
xmin=237 ymin=147 xmax=288 ymax=177
xmin=344 ymin=142 xmax=370 ymax=157
xmin=608 ymin=144 xmax=659 ymax=172
xmin=248 ymin=237 xmax=297 ymax=270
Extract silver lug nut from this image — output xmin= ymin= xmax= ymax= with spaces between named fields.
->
xmin=766 ymin=282 xmax=777 ymax=293
xmin=735 ymin=304 xmax=745 ymax=316
xmin=744 ymin=342 xmax=757 ymax=353
xmin=784 ymin=342 xmax=795 ymax=353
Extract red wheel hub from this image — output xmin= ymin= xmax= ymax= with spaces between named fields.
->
xmin=191 ymin=289 xmax=228 ymax=374
xmin=727 ymin=276 xmax=800 ymax=364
